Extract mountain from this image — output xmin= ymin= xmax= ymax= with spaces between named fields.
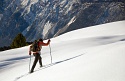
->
xmin=0 ymin=0 xmax=125 ymax=47
xmin=0 ymin=21 xmax=125 ymax=81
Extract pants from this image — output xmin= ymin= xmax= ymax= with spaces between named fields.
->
xmin=30 ymin=53 xmax=42 ymax=72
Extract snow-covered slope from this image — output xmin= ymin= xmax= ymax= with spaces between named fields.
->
xmin=0 ymin=21 xmax=125 ymax=81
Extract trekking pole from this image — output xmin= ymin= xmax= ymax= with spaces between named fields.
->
xmin=49 ymin=44 xmax=52 ymax=64
xmin=29 ymin=55 xmax=31 ymax=72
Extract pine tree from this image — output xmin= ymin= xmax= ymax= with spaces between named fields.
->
xmin=11 ymin=33 xmax=27 ymax=48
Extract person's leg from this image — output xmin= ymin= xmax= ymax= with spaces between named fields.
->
xmin=38 ymin=54 xmax=43 ymax=67
xmin=30 ymin=54 xmax=39 ymax=73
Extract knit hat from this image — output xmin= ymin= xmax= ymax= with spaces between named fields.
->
xmin=39 ymin=38 xmax=43 ymax=42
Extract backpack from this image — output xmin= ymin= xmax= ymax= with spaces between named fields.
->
xmin=30 ymin=40 xmax=40 ymax=52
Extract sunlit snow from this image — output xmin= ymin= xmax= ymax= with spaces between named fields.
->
xmin=0 ymin=21 xmax=125 ymax=81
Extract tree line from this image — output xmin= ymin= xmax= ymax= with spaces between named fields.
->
xmin=0 ymin=33 xmax=32 ymax=51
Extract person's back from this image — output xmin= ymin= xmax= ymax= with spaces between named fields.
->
xmin=30 ymin=40 xmax=40 ymax=53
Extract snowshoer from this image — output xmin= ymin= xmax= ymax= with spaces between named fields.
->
xmin=29 ymin=38 xmax=51 ymax=73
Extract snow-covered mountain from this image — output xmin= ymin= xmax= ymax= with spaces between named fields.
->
xmin=0 ymin=21 xmax=125 ymax=81
xmin=0 ymin=0 xmax=125 ymax=47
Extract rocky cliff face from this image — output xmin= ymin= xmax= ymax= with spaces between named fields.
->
xmin=0 ymin=0 xmax=125 ymax=47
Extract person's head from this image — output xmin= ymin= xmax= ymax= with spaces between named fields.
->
xmin=39 ymin=38 xmax=43 ymax=42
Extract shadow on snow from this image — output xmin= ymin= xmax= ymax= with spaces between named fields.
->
xmin=14 ymin=53 xmax=84 ymax=81
xmin=0 ymin=56 xmax=29 ymax=70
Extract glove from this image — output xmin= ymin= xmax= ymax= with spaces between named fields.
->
xmin=29 ymin=52 xmax=31 ymax=55
xmin=48 ymin=39 xmax=51 ymax=42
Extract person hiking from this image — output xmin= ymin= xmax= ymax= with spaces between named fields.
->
xmin=29 ymin=38 xmax=51 ymax=73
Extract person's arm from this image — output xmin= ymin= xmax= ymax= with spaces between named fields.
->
xmin=40 ymin=40 xmax=51 ymax=46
